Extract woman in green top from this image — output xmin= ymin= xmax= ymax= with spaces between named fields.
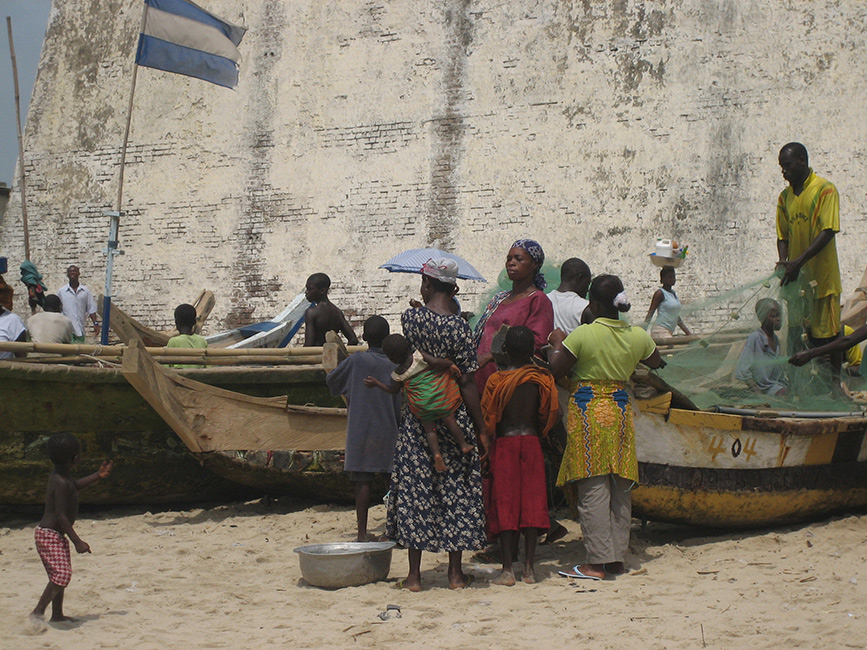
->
xmin=548 ymin=275 xmax=665 ymax=580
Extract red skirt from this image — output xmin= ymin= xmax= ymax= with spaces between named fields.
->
xmin=487 ymin=435 xmax=549 ymax=535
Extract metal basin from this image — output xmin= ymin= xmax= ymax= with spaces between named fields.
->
xmin=294 ymin=541 xmax=396 ymax=589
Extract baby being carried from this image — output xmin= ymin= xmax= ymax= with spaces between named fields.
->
xmin=365 ymin=333 xmax=473 ymax=471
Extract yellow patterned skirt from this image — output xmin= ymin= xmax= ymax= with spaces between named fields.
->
xmin=556 ymin=379 xmax=638 ymax=486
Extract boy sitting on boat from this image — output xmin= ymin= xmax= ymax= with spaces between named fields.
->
xmin=365 ymin=332 xmax=474 ymax=472
xmin=167 ymin=304 xmax=207 ymax=368
xmin=30 ymin=433 xmax=112 ymax=628
xmin=325 ymin=316 xmax=400 ymax=541
xmin=303 ymin=273 xmax=359 ymax=346
xmin=481 ymin=325 xmax=559 ymax=585
xmin=735 ymin=298 xmax=788 ymax=397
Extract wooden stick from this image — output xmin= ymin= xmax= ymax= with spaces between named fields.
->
xmin=6 ymin=17 xmax=29 ymax=260
xmin=0 ymin=340 xmax=365 ymax=357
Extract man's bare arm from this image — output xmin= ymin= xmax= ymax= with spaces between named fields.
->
xmin=777 ymin=230 xmax=835 ymax=286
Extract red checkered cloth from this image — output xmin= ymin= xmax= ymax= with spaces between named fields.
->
xmin=34 ymin=526 xmax=72 ymax=587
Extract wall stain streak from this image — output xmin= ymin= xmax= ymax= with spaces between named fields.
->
xmin=427 ymin=0 xmax=475 ymax=250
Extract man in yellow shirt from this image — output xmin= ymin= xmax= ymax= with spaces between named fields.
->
xmin=775 ymin=142 xmax=842 ymax=381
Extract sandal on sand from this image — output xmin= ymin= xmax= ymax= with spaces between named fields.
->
xmin=558 ymin=566 xmax=602 ymax=581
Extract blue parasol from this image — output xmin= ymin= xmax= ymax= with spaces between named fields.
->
xmin=379 ymin=248 xmax=487 ymax=282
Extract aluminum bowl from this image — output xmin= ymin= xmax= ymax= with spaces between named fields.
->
xmin=294 ymin=541 xmax=396 ymax=589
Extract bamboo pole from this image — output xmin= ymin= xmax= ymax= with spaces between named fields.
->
xmin=6 ymin=16 xmax=30 ymax=260
xmin=0 ymin=340 xmax=365 ymax=357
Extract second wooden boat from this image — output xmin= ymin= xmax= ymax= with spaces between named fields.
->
xmin=120 ymin=343 xmax=371 ymax=500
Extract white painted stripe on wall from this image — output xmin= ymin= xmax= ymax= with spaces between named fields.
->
xmin=144 ymin=6 xmax=241 ymax=63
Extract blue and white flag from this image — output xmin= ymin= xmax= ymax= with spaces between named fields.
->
xmin=135 ymin=0 xmax=247 ymax=89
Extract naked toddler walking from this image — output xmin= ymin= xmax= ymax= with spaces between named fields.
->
xmin=30 ymin=432 xmax=112 ymax=626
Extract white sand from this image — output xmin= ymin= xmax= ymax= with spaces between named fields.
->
xmin=2 ymin=500 xmax=866 ymax=649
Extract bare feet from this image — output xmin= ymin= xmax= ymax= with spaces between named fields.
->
xmin=49 ymin=615 xmax=78 ymax=623
xmin=25 ymin=614 xmax=47 ymax=636
xmin=448 ymin=571 xmax=475 ymax=589
xmin=395 ymin=576 xmax=422 ymax=592
xmin=522 ymin=567 xmax=537 ymax=584
xmin=604 ymin=561 xmax=626 ymax=575
xmin=491 ymin=569 xmax=516 ymax=586
xmin=433 ymin=454 xmax=447 ymax=472
xmin=460 ymin=444 xmax=474 ymax=455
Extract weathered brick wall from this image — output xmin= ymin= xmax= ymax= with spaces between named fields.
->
xmin=2 ymin=0 xmax=866 ymax=338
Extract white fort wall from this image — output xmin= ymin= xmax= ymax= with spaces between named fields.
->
xmin=2 ymin=0 xmax=867 ymax=335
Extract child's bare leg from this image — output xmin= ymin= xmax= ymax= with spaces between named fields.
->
xmin=49 ymin=588 xmax=76 ymax=622
xmin=355 ymin=480 xmax=372 ymax=541
xmin=31 ymin=582 xmax=62 ymax=620
xmin=442 ymin=414 xmax=474 ymax=454
xmin=422 ymin=421 xmax=447 ymax=471
xmin=492 ymin=531 xmax=516 ymax=586
xmin=522 ymin=528 xmax=539 ymax=583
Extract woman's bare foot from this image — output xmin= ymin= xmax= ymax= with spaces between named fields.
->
xmin=396 ymin=575 xmax=422 ymax=592
xmin=604 ymin=561 xmax=626 ymax=575
xmin=491 ymin=568 xmax=516 ymax=586
xmin=522 ymin=567 xmax=537 ymax=584
xmin=448 ymin=569 xmax=474 ymax=589
xmin=433 ymin=454 xmax=447 ymax=472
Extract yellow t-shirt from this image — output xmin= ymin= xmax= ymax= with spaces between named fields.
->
xmin=776 ymin=170 xmax=842 ymax=298
xmin=562 ymin=317 xmax=657 ymax=381
xmin=844 ymin=325 xmax=863 ymax=367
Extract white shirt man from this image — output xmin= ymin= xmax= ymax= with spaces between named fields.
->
xmin=0 ymin=307 xmax=26 ymax=359
xmin=58 ymin=265 xmax=100 ymax=341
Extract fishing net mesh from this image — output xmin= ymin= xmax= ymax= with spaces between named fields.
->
xmin=470 ymin=264 xmax=865 ymax=414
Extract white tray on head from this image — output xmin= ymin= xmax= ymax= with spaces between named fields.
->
xmin=650 ymin=254 xmax=684 ymax=269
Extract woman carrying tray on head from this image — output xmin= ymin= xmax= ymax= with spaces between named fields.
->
xmin=644 ymin=266 xmax=692 ymax=340
xmin=474 ymin=239 xmax=554 ymax=395
xmin=386 ymin=258 xmax=488 ymax=591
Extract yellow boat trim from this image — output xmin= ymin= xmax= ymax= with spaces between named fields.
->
xmin=631 ymin=484 xmax=867 ymax=527
xmin=668 ymin=409 xmax=743 ymax=431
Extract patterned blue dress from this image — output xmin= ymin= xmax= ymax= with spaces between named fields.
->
xmin=385 ymin=307 xmax=487 ymax=552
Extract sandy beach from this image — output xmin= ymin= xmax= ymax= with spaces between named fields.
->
xmin=2 ymin=499 xmax=866 ymax=649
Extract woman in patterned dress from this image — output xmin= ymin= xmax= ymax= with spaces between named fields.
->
xmin=548 ymin=275 xmax=665 ymax=580
xmin=386 ymin=259 xmax=488 ymax=591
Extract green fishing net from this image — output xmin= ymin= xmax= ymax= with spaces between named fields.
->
xmin=469 ymin=262 xmax=865 ymax=414
xmin=651 ymin=272 xmax=864 ymax=413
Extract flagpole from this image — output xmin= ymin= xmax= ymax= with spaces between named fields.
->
xmin=102 ymin=0 xmax=147 ymax=345
xmin=6 ymin=16 xmax=30 ymax=262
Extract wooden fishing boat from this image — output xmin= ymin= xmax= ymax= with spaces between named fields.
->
xmin=119 ymin=342 xmax=867 ymax=524
xmin=99 ymin=290 xmax=216 ymax=347
xmin=120 ymin=343 xmax=373 ymax=501
xmin=100 ymin=292 xmax=309 ymax=349
xmin=627 ymin=389 xmax=867 ymax=527
xmin=0 ymin=347 xmax=346 ymax=505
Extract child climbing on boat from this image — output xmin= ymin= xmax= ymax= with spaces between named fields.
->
xmin=30 ymin=433 xmax=112 ymax=628
xmin=365 ymin=332 xmax=473 ymax=471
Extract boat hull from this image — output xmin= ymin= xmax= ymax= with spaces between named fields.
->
xmin=0 ymin=361 xmax=340 ymax=505
xmin=628 ymin=405 xmax=867 ymax=527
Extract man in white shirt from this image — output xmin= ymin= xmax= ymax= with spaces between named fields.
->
xmin=0 ymin=305 xmax=26 ymax=359
xmin=27 ymin=294 xmax=76 ymax=344
xmin=548 ymin=258 xmax=592 ymax=334
xmin=58 ymin=265 xmax=100 ymax=343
